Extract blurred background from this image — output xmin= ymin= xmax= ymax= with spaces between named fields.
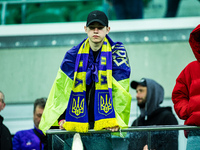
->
xmin=0 ymin=0 xmax=200 ymax=24
xmin=0 ymin=0 xmax=200 ymax=149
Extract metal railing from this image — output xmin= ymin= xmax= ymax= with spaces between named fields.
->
xmin=46 ymin=125 xmax=200 ymax=134
xmin=46 ymin=125 xmax=200 ymax=150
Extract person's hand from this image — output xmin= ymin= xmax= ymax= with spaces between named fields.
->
xmin=143 ymin=145 xmax=148 ymax=150
xmin=59 ymin=119 xmax=66 ymax=129
xmin=143 ymin=145 xmax=156 ymax=150
xmin=105 ymin=126 xmax=119 ymax=132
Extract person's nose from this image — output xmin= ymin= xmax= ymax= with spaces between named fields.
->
xmin=94 ymin=27 xmax=99 ymax=32
xmin=38 ymin=117 xmax=41 ymax=123
xmin=136 ymin=92 xmax=140 ymax=99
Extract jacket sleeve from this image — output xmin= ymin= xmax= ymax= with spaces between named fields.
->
xmin=12 ymin=132 xmax=21 ymax=150
xmin=172 ymin=68 xmax=190 ymax=120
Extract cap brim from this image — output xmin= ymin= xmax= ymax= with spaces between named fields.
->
xmin=86 ymin=19 xmax=106 ymax=27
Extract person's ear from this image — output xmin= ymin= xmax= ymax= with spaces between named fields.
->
xmin=2 ymin=103 xmax=5 ymax=110
xmin=84 ymin=26 xmax=87 ymax=33
xmin=106 ymin=27 xmax=110 ymax=34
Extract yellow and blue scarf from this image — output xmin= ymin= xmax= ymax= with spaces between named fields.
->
xmin=39 ymin=35 xmax=131 ymax=134
xmin=63 ymin=37 xmax=118 ymax=132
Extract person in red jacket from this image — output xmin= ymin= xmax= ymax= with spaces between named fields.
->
xmin=172 ymin=24 xmax=200 ymax=150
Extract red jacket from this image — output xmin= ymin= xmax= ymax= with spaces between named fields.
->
xmin=172 ymin=24 xmax=200 ymax=126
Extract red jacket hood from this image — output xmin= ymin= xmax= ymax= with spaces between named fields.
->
xmin=189 ymin=24 xmax=200 ymax=62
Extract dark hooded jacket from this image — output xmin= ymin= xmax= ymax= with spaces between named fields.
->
xmin=132 ymin=78 xmax=178 ymax=126
xmin=0 ymin=115 xmax=12 ymax=150
xmin=129 ymin=78 xmax=178 ymax=150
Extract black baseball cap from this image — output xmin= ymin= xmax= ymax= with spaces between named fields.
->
xmin=86 ymin=10 xmax=108 ymax=27
xmin=131 ymin=78 xmax=147 ymax=89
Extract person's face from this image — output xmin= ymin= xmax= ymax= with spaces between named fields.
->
xmin=136 ymin=85 xmax=147 ymax=108
xmin=0 ymin=93 xmax=5 ymax=112
xmin=33 ymin=105 xmax=44 ymax=129
xmin=84 ymin=22 xmax=110 ymax=44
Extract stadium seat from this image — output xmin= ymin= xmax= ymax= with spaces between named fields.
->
xmin=25 ymin=10 xmax=66 ymax=23
xmin=5 ymin=4 xmax=21 ymax=24
xmin=25 ymin=3 xmax=70 ymax=23
xmin=70 ymin=4 xmax=103 ymax=22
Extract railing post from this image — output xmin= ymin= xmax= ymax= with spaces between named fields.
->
xmin=21 ymin=3 xmax=26 ymax=23
xmin=147 ymin=131 xmax=151 ymax=150
xmin=1 ymin=2 xmax=7 ymax=25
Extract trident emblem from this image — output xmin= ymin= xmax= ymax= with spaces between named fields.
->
xmin=72 ymin=97 xmax=84 ymax=116
xmin=100 ymin=94 xmax=112 ymax=114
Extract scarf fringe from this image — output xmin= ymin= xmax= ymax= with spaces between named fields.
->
xmin=94 ymin=118 xmax=118 ymax=131
xmin=63 ymin=122 xmax=89 ymax=133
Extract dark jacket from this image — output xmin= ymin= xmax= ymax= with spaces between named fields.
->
xmin=132 ymin=107 xmax=178 ymax=126
xmin=0 ymin=115 xmax=12 ymax=150
xmin=129 ymin=78 xmax=178 ymax=150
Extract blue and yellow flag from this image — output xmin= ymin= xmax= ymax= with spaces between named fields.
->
xmin=63 ymin=38 xmax=117 ymax=132
xmin=39 ymin=35 xmax=131 ymax=134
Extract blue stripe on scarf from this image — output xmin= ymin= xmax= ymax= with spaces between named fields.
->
xmin=100 ymin=51 xmax=112 ymax=70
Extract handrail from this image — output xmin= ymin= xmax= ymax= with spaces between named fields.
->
xmin=1 ymin=17 xmax=199 ymax=48
xmin=46 ymin=125 xmax=200 ymax=135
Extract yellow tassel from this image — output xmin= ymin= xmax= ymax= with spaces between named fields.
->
xmin=94 ymin=118 xmax=118 ymax=131
xmin=63 ymin=122 xmax=89 ymax=133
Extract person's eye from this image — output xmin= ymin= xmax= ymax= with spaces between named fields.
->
xmin=89 ymin=26 xmax=104 ymax=30
xmin=98 ymin=27 xmax=104 ymax=30
xmin=89 ymin=27 xmax=95 ymax=30
xmin=37 ymin=114 xmax=42 ymax=117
